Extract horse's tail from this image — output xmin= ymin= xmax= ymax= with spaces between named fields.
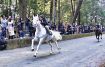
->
xmin=51 ymin=30 xmax=62 ymax=40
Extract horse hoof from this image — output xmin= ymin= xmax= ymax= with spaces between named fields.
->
xmin=50 ymin=52 xmax=54 ymax=54
xmin=33 ymin=55 xmax=37 ymax=57
xmin=31 ymin=49 xmax=34 ymax=51
xmin=50 ymin=53 xmax=53 ymax=55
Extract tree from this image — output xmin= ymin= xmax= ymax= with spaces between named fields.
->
xmin=19 ymin=0 xmax=27 ymax=31
xmin=72 ymin=0 xmax=83 ymax=24
xmin=53 ymin=0 xmax=57 ymax=24
xmin=58 ymin=0 xmax=60 ymax=24
xmin=50 ymin=0 xmax=53 ymax=22
xmin=19 ymin=0 xmax=27 ymax=21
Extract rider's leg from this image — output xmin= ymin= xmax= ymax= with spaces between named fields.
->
xmin=45 ymin=26 xmax=52 ymax=35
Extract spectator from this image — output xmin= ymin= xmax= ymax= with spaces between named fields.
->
xmin=66 ymin=23 xmax=72 ymax=34
xmin=19 ymin=30 xmax=25 ymax=39
xmin=71 ymin=25 xmax=75 ymax=34
xmin=29 ymin=22 xmax=35 ymax=37
xmin=0 ymin=24 xmax=7 ymax=50
xmin=25 ymin=17 xmax=31 ymax=34
xmin=1 ymin=16 xmax=8 ymax=39
xmin=58 ymin=22 xmax=65 ymax=34
xmin=7 ymin=18 xmax=15 ymax=39
xmin=51 ymin=23 xmax=56 ymax=30
xmin=17 ymin=18 xmax=24 ymax=38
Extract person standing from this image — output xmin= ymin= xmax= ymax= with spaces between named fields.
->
xmin=1 ymin=16 xmax=8 ymax=39
xmin=7 ymin=18 xmax=15 ymax=39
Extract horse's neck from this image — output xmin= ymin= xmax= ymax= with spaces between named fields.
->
xmin=36 ymin=23 xmax=45 ymax=31
xmin=35 ymin=23 xmax=46 ymax=36
xmin=36 ymin=24 xmax=41 ymax=31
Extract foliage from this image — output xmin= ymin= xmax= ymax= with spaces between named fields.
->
xmin=0 ymin=0 xmax=105 ymax=25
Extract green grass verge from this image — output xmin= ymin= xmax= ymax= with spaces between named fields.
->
xmin=6 ymin=33 xmax=95 ymax=50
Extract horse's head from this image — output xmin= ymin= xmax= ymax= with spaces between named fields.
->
xmin=33 ymin=15 xmax=41 ymax=27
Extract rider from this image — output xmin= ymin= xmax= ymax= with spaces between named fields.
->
xmin=96 ymin=24 xmax=102 ymax=33
xmin=39 ymin=15 xmax=52 ymax=35
xmin=96 ymin=25 xmax=100 ymax=30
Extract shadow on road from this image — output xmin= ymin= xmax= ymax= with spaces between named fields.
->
xmin=25 ymin=52 xmax=60 ymax=62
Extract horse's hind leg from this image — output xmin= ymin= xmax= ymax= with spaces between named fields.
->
xmin=34 ymin=38 xmax=44 ymax=57
xmin=48 ymin=42 xmax=54 ymax=54
xmin=54 ymin=40 xmax=61 ymax=53
xmin=97 ymin=35 xmax=99 ymax=42
xmin=101 ymin=33 xmax=102 ymax=39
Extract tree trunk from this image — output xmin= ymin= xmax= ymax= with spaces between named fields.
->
xmin=0 ymin=0 xmax=3 ymax=4
xmin=19 ymin=0 xmax=27 ymax=31
xmin=77 ymin=10 xmax=80 ymax=25
xmin=28 ymin=0 xmax=31 ymax=17
xmin=50 ymin=0 xmax=53 ymax=22
xmin=53 ymin=0 xmax=57 ymax=24
xmin=70 ymin=0 xmax=74 ymax=16
xmin=19 ymin=0 xmax=27 ymax=21
xmin=58 ymin=0 xmax=60 ymax=24
xmin=72 ymin=0 xmax=83 ymax=23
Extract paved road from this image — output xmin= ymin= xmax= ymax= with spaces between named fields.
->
xmin=0 ymin=34 xmax=105 ymax=67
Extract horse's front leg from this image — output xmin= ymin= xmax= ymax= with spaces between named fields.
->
xmin=96 ymin=34 xmax=98 ymax=39
xmin=34 ymin=38 xmax=44 ymax=57
xmin=31 ymin=37 xmax=38 ymax=51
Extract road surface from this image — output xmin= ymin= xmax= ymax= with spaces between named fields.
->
xmin=0 ymin=34 xmax=105 ymax=67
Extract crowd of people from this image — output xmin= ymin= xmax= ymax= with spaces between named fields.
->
xmin=0 ymin=15 xmax=105 ymax=40
xmin=58 ymin=23 xmax=105 ymax=35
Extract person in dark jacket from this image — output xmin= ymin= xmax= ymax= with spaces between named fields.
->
xmin=0 ymin=32 xmax=7 ymax=50
xmin=51 ymin=23 xmax=56 ymax=30
xmin=17 ymin=18 xmax=24 ymax=38
xmin=67 ymin=24 xmax=72 ymax=34
xmin=58 ymin=23 xmax=65 ymax=34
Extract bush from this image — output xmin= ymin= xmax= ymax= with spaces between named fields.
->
xmin=6 ymin=33 xmax=95 ymax=50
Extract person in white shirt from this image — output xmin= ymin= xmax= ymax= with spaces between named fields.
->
xmin=7 ymin=18 xmax=15 ymax=39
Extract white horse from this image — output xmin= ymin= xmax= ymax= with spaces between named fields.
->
xmin=31 ymin=15 xmax=62 ymax=57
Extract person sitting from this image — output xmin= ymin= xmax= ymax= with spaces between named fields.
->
xmin=0 ymin=25 xmax=7 ymax=50
xmin=39 ymin=15 xmax=52 ymax=35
